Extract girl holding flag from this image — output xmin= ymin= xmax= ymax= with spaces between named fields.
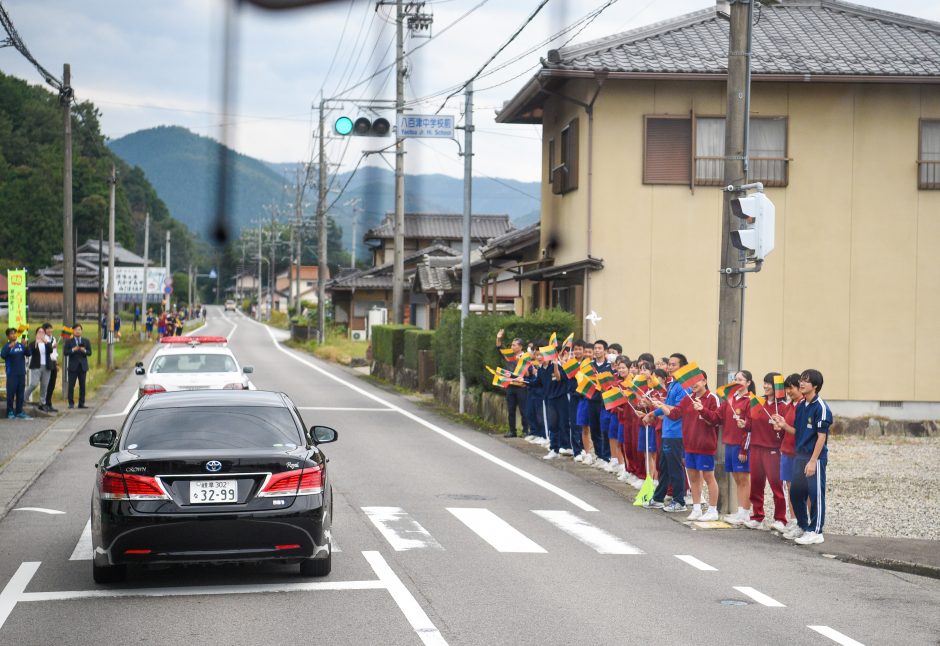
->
xmin=717 ymin=371 xmax=755 ymax=526
xmin=743 ymin=372 xmax=792 ymax=532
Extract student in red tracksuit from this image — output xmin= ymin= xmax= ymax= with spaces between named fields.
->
xmin=744 ymin=372 xmax=794 ymax=532
xmin=658 ymin=375 xmax=721 ymax=521
xmin=719 ymin=371 xmax=755 ymax=526
xmin=778 ymin=373 xmax=803 ymax=532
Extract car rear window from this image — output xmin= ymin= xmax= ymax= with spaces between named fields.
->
xmin=125 ymin=406 xmax=303 ymax=450
xmin=151 ymin=353 xmax=238 ymax=373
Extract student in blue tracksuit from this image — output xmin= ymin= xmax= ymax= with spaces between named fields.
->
xmin=587 ymin=340 xmax=612 ymax=465
xmin=565 ymin=341 xmax=587 ymax=459
xmin=522 ymin=348 xmax=545 ymax=445
xmin=2 ymin=328 xmax=33 ymax=419
xmin=644 ymin=353 xmax=691 ymax=513
xmin=535 ymin=344 xmax=566 ymax=460
xmin=774 ymin=369 xmax=832 ymax=546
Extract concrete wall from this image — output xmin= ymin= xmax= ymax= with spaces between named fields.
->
xmin=539 ymin=79 xmax=940 ymax=402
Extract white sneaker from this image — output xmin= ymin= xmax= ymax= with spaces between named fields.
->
xmin=594 ymin=459 xmax=609 ymax=470
xmin=605 ymin=459 xmax=620 ymax=473
xmin=524 ymin=435 xmax=539 ymax=443
xmin=573 ymin=453 xmax=584 ymax=463
xmin=700 ymin=507 xmax=719 ymax=522
xmin=686 ymin=506 xmax=703 ymax=521
xmin=538 ymin=437 xmax=550 ymax=447
xmin=744 ymin=518 xmax=762 ymax=529
xmin=543 ymin=450 xmax=559 ymax=460
xmin=559 ymin=448 xmax=573 ymax=456
xmin=784 ymin=527 xmax=804 ymax=540
xmin=785 ymin=519 xmax=798 ymax=531
xmin=723 ymin=509 xmax=747 ymax=526
xmin=795 ymin=531 xmax=824 ymax=545
xmin=652 ymin=479 xmax=660 ymax=488
xmin=771 ymin=520 xmax=788 ymax=533
xmin=630 ymin=476 xmax=643 ymax=489
xmin=581 ymin=454 xmax=595 ymax=466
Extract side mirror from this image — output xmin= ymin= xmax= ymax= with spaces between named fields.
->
xmin=134 ymin=367 xmax=145 ymax=376
xmin=89 ymin=429 xmax=117 ymax=449
xmin=135 ymin=361 xmax=143 ymax=368
xmin=243 ymin=366 xmax=254 ymax=374
xmin=311 ymin=425 xmax=338 ymax=444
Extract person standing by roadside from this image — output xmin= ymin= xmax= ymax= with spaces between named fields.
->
xmin=777 ymin=373 xmax=803 ymax=531
xmin=26 ymin=327 xmax=53 ymax=410
xmin=643 ymin=353 xmax=691 ymax=513
xmin=64 ymin=324 xmax=92 ymax=409
xmin=719 ymin=371 xmax=755 ymax=525
xmin=41 ymin=323 xmax=59 ymax=413
xmin=3 ymin=327 xmax=33 ymax=419
xmin=496 ymin=329 xmax=528 ymax=439
xmin=145 ymin=308 xmax=155 ymax=341
xmin=744 ymin=373 xmax=792 ymax=532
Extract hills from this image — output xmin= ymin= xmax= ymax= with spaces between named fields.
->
xmin=108 ymin=127 xmax=541 ymax=258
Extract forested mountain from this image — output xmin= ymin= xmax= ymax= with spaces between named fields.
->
xmin=0 ymin=72 xmax=206 ymax=273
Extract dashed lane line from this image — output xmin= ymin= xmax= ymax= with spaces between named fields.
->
xmin=674 ymin=554 xmax=717 ymax=571
xmin=807 ymin=625 xmax=866 ymax=646
xmin=733 ymin=586 xmax=786 ymax=607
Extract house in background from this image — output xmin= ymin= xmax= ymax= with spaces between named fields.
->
xmin=272 ymin=264 xmax=329 ymax=313
xmin=364 ymin=213 xmax=514 ymax=266
xmin=496 ymin=0 xmax=940 ymax=411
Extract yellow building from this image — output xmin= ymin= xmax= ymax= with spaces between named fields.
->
xmin=497 ymin=0 xmax=940 ymax=412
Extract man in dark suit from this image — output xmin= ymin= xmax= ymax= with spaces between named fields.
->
xmin=64 ymin=323 xmax=92 ymax=409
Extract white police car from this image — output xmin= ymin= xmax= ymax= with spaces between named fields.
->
xmin=135 ymin=336 xmax=254 ymax=397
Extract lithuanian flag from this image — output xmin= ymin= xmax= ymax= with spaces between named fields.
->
xmin=596 ymin=371 xmax=615 ymax=388
xmin=649 ymin=375 xmax=666 ymax=393
xmin=673 ymin=362 xmax=705 ymax=388
xmin=499 ymin=346 xmax=518 ymax=360
xmin=561 ymin=332 xmax=574 ymax=349
xmin=602 ymin=387 xmax=627 ymax=411
xmin=576 ymin=377 xmax=597 ymax=399
xmin=539 ymin=342 xmax=557 ymax=360
xmin=748 ymin=392 xmax=765 ymax=409
xmin=773 ymin=374 xmax=786 ymax=400
xmin=61 ymin=326 xmax=73 ymax=338
xmin=561 ymin=357 xmax=580 ymax=379
xmin=492 ymin=373 xmax=511 ymax=388
xmin=512 ymin=352 xmax=532 ymax=376
xmin=715 ymin=382 xmax=743 ymax=400
xmin=632 ymin=374 xmax=649 ymax=389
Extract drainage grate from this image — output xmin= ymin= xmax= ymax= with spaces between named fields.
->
xmin=437 ymin=493 xmax=492 ymax=501
xmin=720 ymin=599 xmax=749 ymax=606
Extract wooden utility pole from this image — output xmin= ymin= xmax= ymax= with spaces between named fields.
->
xmin=106 ymin=165 xmax=116 ymax=369
xmin=715 ymin=0 xmax=754 ymax=514
xmin=140 ymin=212 xmax=149 ymax=340
xmin=391 ymin=0 xmax=406 ymax=324
xmin=317 ymin=99 xmax=328 ymax=343
xmin=97 ymin=228 xmax=103 ymax=369
xmin=62 ymin=63 xmax=74 ymax=326
xmin=458 ymin=83 xmax=473 ymax=415
xmin=165 ymin=231 xmax=171 ymax=313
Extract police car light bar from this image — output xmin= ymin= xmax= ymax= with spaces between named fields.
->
xmin=159 ymin=336 xmax=229 ymax=345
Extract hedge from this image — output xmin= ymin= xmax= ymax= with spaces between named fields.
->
xmin=403 ymin=329 xmax=435 ymax=370
xmin=371 ymin=324 xmax=413 ymax=366
xmin=432 ymin=307 xmax=578 ymax=390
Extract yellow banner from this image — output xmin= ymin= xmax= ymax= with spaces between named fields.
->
xmin=7 ymin=269 xmax=27 ymax=334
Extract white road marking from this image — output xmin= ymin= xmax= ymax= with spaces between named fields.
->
xmin=447 ymin=508 xmax=546 ymax=553
xmin=95 ymin=389 xmax=138 ymax=419
xmin=69 ymin=519 xmax=93 ymax=561
xmin=19 ymin=579 xmax=385 ymax=601
xmin=227 ymin=320 xmax=238 ymax=343
xmin=255 ymin=319 xmax=598 ymax=512
xmin=807 ymin=625 xmax=866 ymax=646
xmin=12 ymin=507 xmax=65 ymax=515
xmin=674 ymin=554 xmax=718 ymax=571
xmin=363 ymin=507 xmax=443 ymax=551
xmin=299 ymin=406 xmax=396 ymax=412
xmin=733 ymin=586 xmax=786 ymax=607
xmin=532 ymin=510 xmax=643 ymax=554
xmin=0 ymin=561 xmax=40 ymax=631
xmin=363 ymin=551 xmax=448 ymax=646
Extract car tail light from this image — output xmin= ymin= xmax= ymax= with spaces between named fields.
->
xmin=98 ymin=471 xmax=169 ymax=500
xmin=275 ymin=544 xmax=301 ymax=550
xmin=258 ymin=466 xmax=323 ymax=497
xmin=140 ymin=384 xmax=166 ymax=395
xmin=222 ymin=383 xmax=246 ymax=390
xmin=124 ymin=549 xmax=152 ymax=555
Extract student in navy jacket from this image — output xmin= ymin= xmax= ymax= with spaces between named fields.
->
xmin=2 ymin=327 xmax=33 ymax=419
xmin=63 ymin=324 xmax=93 ymax=409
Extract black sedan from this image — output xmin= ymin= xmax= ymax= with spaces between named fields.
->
xmin=88 ymin=390 xmax=337 ymax=583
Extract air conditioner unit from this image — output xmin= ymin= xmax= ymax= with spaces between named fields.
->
xmin=351 ymin=330 xmax=366 ymax=341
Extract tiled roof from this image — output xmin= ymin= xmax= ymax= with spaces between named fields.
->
xmin=552 ymin=1 xmax=940 ymax=77
xmin=414 ymin=256 xmax=460 ymax=294
xmin=364 ymin=213 xmax=514 ymax=241
xmin=479 ymin=223 xmax=540 ymax=260
xmin=326 ymin=244 xmax=459 ymax=292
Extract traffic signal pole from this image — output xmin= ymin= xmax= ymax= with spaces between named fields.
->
xmin=715 ymin=0 xmax=754 ymax=514
xmin=458 ymin=84 xmax=473 ymax=415
xmin=391 ymin=0 xmax=406 ymax=324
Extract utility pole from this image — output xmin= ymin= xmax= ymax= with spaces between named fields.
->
xmin=106 ymin=164 xmax=116 ymax=370
xmin=458 ymin=84 xmax=473 ymax=414
xmin=140 ymin=212 xmax=149 ymax=341
xmin=188 ymin=264 xmax=194 ymax=315
xmin=716 ymin=0 xmax=754 ymax=514
xmin=257 ymin=224 xmax=263 ymax=321
xmin=97 ymin=228 xmax=103 ymax=369
xmin=317 ymin=99 xmax=328 ymax=343
xmin=165 ymin=231 xmax=171 ymax=313
xmin=391 ymin=0 xmax=406 ymax=324
xmin=270 ymin=207 xmax=277 ymax=316
xmin=346 ymin=198 xmax=361 ymax=269
xmin=62 ymin=63 xmax=74 ymax=326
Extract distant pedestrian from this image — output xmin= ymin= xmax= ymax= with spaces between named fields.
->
xmin=133 ymin=305 xmax=140 ymax=332
xmin=26 ymin=327 xmax=53 ymax=410
xmin=64 ymin=324 xmax=92 ymax=409
xmin=145 ymin=308 xmax=155 ymax=341
xmin=495 ymin=328 xmax=528 ymax=438
xmin=41 ymin=322 xmax=59 ymax=412
xmin=2 ymin=327 xmax=33 ymax=419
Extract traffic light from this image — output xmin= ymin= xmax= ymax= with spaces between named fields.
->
xmin=333 ymin=116 xmax=391 ymax=137
xmin=730 ymin=192 xmax=775 ymax=261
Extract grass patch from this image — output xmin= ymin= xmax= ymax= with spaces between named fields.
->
xmin=268 ymin=311 xmax=290 ymax=330
xmin=285 ymin=327 xmax=367 ymax=366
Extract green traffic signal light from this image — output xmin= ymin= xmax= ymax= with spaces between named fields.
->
xmin=334 ymin=116 xmax=354 ymax=136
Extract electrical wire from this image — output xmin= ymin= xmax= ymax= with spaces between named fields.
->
xmin=318 ymin=0 xmax=357 ymax=98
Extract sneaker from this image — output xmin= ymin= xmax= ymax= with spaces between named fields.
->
xmin=757 ymin=520 xmax=771 ymax=531
xmin=700 ymin=507 xmax=719 ymax=522
xmin=6 ymin=412 xmax=14 ymax=419
xmin=795 ymin=531 xmax=824 ymax=545
xmin=15 ymin=412 xmax=32 ymax=420
xmin=542 ymin=450 xmax=559 ymax=460
xmin=771 ymin=520 xmax=788 ymax=533
xmin=631 ymin=476 xmax=644 ymax=489
xmin=604 ymin=458 xmax=620 ymax=473
xmin=744 ymin=519 xmax=762 ymax=529
xmin=594 ymin=459 xmax=609 ymax=470
xmin=617 ymin=469 xmax=630 ymax=482
xmin=524 ymin=435 xmax=538 ymax=443
xmin=686 ymin=506 xmax=703 ymax=521
xmin=559 ymin=448 xmax=573 ymax=456
xmin=663 ymin=501 xmax=688 ymax=513
xmin=46 ymin=406 xmax=59 ymax=412
xmin=503 ymin=431 xmax=517 ymax=438
xmin=537 ymin=437 xmax=550 ymax=447
xmin=573 ymin=453 xmax=584 ymax=463
xmin=785 ymin=519 xmax=798 ymax=531
xmin=723 ymin=509 xmax=747 ymax=526
xmin=784 ymin=527 xmax=804 ymax=541
xmin=581 ymin=454 xmax=595 ymax=466
xmin=643 ymin=499 xmax=665 ymax=509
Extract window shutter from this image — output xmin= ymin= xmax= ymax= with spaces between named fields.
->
xmin=566 ymin=118 xmax=579 ymax=192
xmin=644 ymin=117 xmax=692 ymax=184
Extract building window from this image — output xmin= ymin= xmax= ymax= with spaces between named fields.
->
xmin=919 ymin=119 xmax=940 ymax=190
xmin=694 ymin=116 xmax=788 ymax=187
xmin=645 ymin=115 xmax=788 ymax=187
xmin=644 ymin=116 xmax=692 ymax=185
xmin=551 ymin=118 xmax=579 ymax=194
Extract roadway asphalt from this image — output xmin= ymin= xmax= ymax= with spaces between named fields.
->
xmin=0 ymin=307 xmax=937 ymax=646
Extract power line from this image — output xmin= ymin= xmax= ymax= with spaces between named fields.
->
xmin=319 ymin=0 xmax=357 ymax=98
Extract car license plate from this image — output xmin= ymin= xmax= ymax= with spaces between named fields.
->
xmin=190 ymin=480 xmax=237 ymax=504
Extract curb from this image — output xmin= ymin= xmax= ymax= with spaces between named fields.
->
xmin=822 ymin=552 xmax=940 ymax=581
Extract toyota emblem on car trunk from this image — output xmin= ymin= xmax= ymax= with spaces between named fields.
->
xmin=205 ymin=460 xmax=223 ymax=472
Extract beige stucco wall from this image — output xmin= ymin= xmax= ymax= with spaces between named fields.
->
xmin=539 ymin=79 xmax=940 ymax=402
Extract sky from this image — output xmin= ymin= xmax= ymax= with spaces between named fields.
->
xmin=2 ymin=0 xmax=939 ymax=184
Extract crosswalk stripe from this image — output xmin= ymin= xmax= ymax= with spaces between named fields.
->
xmin=69 ymin=519 xmax=93 ymax=561
xmin=362 ymin=507 xmax=443 ymax=551
xmin=447 ymin=508 xmax=546 ymax=553
xmin=733 ymin=586 xmax=786 ymax=607
xmin=532 ymin=510 xmax=644 ymax=554
xmin=807 ymin=626 xmax=865 ymax=646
